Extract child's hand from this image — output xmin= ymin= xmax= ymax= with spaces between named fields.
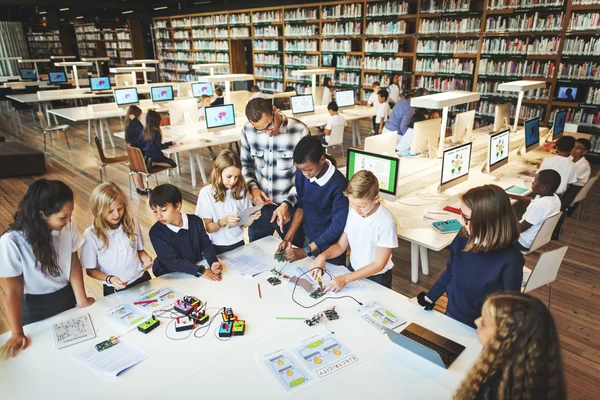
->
xmin=142 ymin=256 xmax=153 ymax=270
xmin=0 ymin=332 xmax=31 ymax=360
xmin=110 ymin=277 xmax=128 ymax=290
xmin=285 ymin=247 xmax=308 ymax=262
xmin=220 ymin=215 xmax=241 ymax=227
xmin=204 ymin=269 xmax=222 ymax=281
xmin=325 ymin=276 xmax=348 ymax=293
xmin=276 ymin=240 xmax=292 ymax=255
xmin=211 ymin=262 xmax=223 ymax=275
xmin=310 ymin=256 xmax=326 ymax=279
xmin=76 ymin=297 xmax=95 ymax=308
xmin=249 ymin=211 xmax=261 ymax=221
xmin=250 ymin=188 xmax=269 ymax=205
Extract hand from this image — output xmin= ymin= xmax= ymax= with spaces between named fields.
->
xmin=310 ymin=256 xmax=326 ymax=279
xmin=171 ymin=141 xmax=178 ymax=146
xmin=141 ymin=257 xmax=153 ymax=271
xmin=285 ymin=247 xmax=308 ymax=263
xmin=276 ymin=240 xmax=292 ymax=255
xmin=211 ymin=262 xmax=223 ymax=275
xmin=249 ymin=211 xmax=261 ymax=221
xmin=325 ymin=276 xmax=348 ymax=293
xmin=271 ymin=203 xmax=290 ymax=232
xmin=76 ymin=297 xmax=95 ymax=308
xmin=204 ymin=269 xmax=222 ymax=281
xmin=250 ymin=188 xmax=269 ymax=206
xmin=0 ymin=332 xmax=30 ymax=360
xmin=110 ymin=276 xmax=128 ymax=290
xmin=220 ymin=215 xmax=241 ymax=227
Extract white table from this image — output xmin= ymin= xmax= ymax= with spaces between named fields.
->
xmin=110 ymin=67 xmax=155 ymax=87
xmin=81 ymin=57 xmax=110 ymax=77
xmin=55 ymin=61 xmax=93 ymax=89
xmin=18 ymin=58 xmax=51 ymax=82
xmin=192 ymin=63 xmax=230 ymax=76
xmin=202 ymin=74 xmax=255 ymax=103
xmin=127 ymin=60 xmax=160 ymax=84
xmin=50 ymin=56 xmax=77 ymax=75
xmin=0 ymin=236 xmax=480 ymax=399
xmin=497 ymin=80 xmax=547 ymax=131
xmin=291 ymin=68 xmax=336 ymax=101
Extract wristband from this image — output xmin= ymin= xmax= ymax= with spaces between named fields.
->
xmin=216 ymin=219 xmax=225 ymax=229
xmin=106 ymin=275 xmax=114 ymax=284
xmin=417 ymin=292 xmax=435 ymax=311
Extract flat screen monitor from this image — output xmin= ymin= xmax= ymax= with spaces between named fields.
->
xmin=114 ymin=87 xmax=139 ymax=106
xmin=19 ymin=68 xmax=36 ymax=81
xmin=440 ymin=142 xmax=472 ymax=192
xmin=336 ymin=90 xmax=355 ymax=108
xmin=411 ymin=118 xmax=441 ymax=156
xmin=48 ymin=71 xmax=67 ymax=84
xmin=493 ymin=103 xmax=511 ymax=132
xmin=346 ymin=148 xmax=400 ymax=201
xmin=524 ymin=117 xmax=540 ymax=153
xmin=487 ymin=129 xmax=510 ymax=174
xmin=192 ymin=82 xmax=213 ymax=97
xmin=290 ymin=94 xmax=315 ymax=115
xmin=364 ymin=132 xmax=397 ymax=157
xmin=205 ymin=104 xmax=236 ymax=131
xmin=151 ymin=85 xmax=174 ymax=103
xmin=552 ymin=110 xmax=567 ymax=141
xmin=555 ymin=86 xmax=578 ymax=102
xmin=90 ymin=76 xmax=111 ymax=91
xmin=452 ymin=110 xmax=475 ymax=143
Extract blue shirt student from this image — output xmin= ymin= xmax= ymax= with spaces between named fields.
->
xmin=141 ymin=129 xmax=173 ymax=161
xmin=125 ymin=118 xmax=144 ymax=149
xmin=384 ymin=98 xmax=413 ymax=135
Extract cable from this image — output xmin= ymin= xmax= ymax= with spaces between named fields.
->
xmin=290 ymin=267 xmax=363 ymax=309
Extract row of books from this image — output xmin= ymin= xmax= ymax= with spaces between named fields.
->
xmin=568 ymin=13 xmax=600 ymax=32
xmin=563 ymin=36 xmax=600 ymax=55
xmin=231 ymin=28 xmax=250 ymax=38
xmin=485 ymin=13 xmax=564 ymax=32
xmin=557 ymin=62 xmax=600 ymax=79
xmin=478 ymin=59 xmax=554 ymax=77
xmin=254 ymin=40 xmax=279 ymax=51
xmin=417 ymin=39 xmax=479 ymax=54
xmin=254 ymin=26 xmax=280 ymax=38
xmin=419 ymin=18 xmax=481 ymax=34
xmin=573 ymin=0 xmax=600 ymax=4
xmin=476 ymin=102 xmax=544 ymax=120
xmin=257 ymin=81 xmax=284 ymax=92
xmin=416 ymin=58 xmax=475 ymax=74
xmin=255 ymin=67 xmax=283 ymax=79
xmin=365 ymin=21 xmax=407 ymax=35
xmin=480 ymin=37 xmax=561 ymax=55
xmin=586 ymin=87 xmax=600 ymax=105
xmin=285 ymin=40 xmax=318 ymax=51
xmin=338 ymin=55 xmax=363 ymax=69
xmin=253 ymin=11 xmax=281 ymax=23
xmin=255 ymin=53 xmax=281 ymax=65
xmin=288 ymin=83 xmax=311 ymax=94
xmin=284 ymin=25 xmax=319 ymax=37
xmin=365 ymin=39 xmax=400 ymax=53
xmin=364 ymin=74 xmax=391 ymax=86
xmin=476 ymin=81 xmax=549 ymax=99
xmin=323 ymin=22 xmax=362 ymax=36
xmin=559 ymin=109 xmax=600 ymax=128
xmin=367 ymin=1 xmax=410 ymax=17
xmin=487 ymin=0 xmax=564 ymax=9
xmin=364 ymin=56 xmax=404 ymax=70
xmin=284 ymin=8 xmax=318 ymax=21
xmin=229 ymin=13 xmax=251 ymax=25
xmin=335 ymin=71 xmax=361 ymax=86
xmin=414 ymin=76 xmax=473 ymax=91
xmin=322 ymin=39 xmax=352 ymax=52
xmin=420 ymin=0 xmax=471 ymax=13
xmin=322 ymin=3 xmax=362 ymax=19
xmin=285 ymin=54 xmax=319 ymax=67
xmin=191 ymin=40 xmax=229 ymax=51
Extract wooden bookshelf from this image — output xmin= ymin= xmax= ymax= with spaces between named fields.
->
xmin=75 ymin=23 xmax=134 ymax=68
xmin=26 ymin=31 xmax=63 ymax=59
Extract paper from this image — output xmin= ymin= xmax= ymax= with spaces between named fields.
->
xmin=263 ymin=350 xmax=312 ymax=392
xmin=72 ymin=340 xmax=151 ymax=377
xmin=52 ymin=314 xmax=96 ymax=349
xmin=133 ymin=287 xmax=183 ymax=312
xmin=352 ymin=301 xmax=406 ymax=333
xmin=294 ymin=264 xmax=364 ymax=293
xmin=223 ymin=254 xmax=271 ymax=276
xmin=395 ymin=216 xmax=431 ymax=229
xmin=107 ymin=304 xmax=147 ymax=329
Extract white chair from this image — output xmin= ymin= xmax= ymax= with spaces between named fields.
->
xmin=570 ymin=173 xmax=599 ymax=223
xmin=36 ymin=111 xmax=70 ymax=151
xmin=322 ymin=124 xmax=345 ymax=155
xmin=523 ymin=212 xmax=562 ymax=255
xmin=521 ymin=246 xmax=568 ymax=307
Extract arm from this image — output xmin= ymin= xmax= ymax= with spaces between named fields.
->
xmin=70 ymin=252 xmax=94 ymax=308
xmin=502 ymin=255 xmax=524 ymax=292
xmin=425 ymin=240 xmax=457 ymax=303
xmin=399 ymin=105 xmax=414 ymax=135
xmin=323 ymin=128 xmax=332 ymax=135
xmin=198 ymin=223 xmax=218 ymax=266
xmin=326 ymin=247 xmax=392 ymax=292
xmin=240 ymin=126 xmax=258 ymax=192
xmin=283 ymin=127 xmax=309 ymax=207
xmin=507 ymin=193 xmax=532 ymax=204
xmin=138 ymin=250 xmax=153 ymax=270
xmin=150 ymin=230 xmax=204 ymax=276
xmin=310 ymin=233 xmax=349 ymax=278
xmin=0 ymin=275 xmax=30 ymax=360
xmin=378 ymin=119 xmax=385 ymax=134
xmin=518 ymin=220 xmax=533 ymax=233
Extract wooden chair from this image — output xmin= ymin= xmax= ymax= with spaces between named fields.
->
xmin=94 ymin=137 xmax=128 ymax=182
xmin=321 ymin=124 xmax=345 ymax=155
xmin=523 ymin=212 xmax=562 ymax=255
xmin=522 ymin=246 xmax=568 ymax=308
xmin=126 ymin=146 xmax=171 ymax=198
xmin=36 ymin=111 xmax=71 ymax=151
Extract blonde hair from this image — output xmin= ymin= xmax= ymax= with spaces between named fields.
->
xmin=209 ymin=149 xmax=247 ymax=202
xmin=454 ymin=293 xmax=566 ymax=400
xmin=90 ymin=182 xmax=137 ymax=251
xmin=344 ymin=170 xmax=379 ymax=200
xmin=459 ymin=185 xmax=519 ymax=252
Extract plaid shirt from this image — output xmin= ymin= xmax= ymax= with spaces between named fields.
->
xmin=241 ymin=113 xmax=309 ymax=206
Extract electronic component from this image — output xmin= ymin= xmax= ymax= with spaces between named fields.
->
xmin=323 ymin=307 xmax=339 ymax=321
xmin=270 ymin=268 xmax=282 ymax=277
xmin=190 ymin=309 xmax=209 ymax=325
xmin=275 ymin=252 xmax=286 ymax=262
xmin=175 ymin=317 xmax=195 ymax=332
xmin=95 ymin=336 xmax=118 ymax=352
xmin=174 ymin=300 xmax=194 ymax=316
xmin=221 ymin=307 xmax=234 ymax=322
xmin=290 ymin=276 xmax=314 ymax=292
xmin=267 ymin=277 xmax=281 ymax=286
xmin=138 ymin=316 xmax=160 ymax=334
xmin=232 ymin=320 xmax=246 ymax=336
xmin=309 ymin=288 xmax=326 ymax=299
xmin=305 ymin=316 xmax=321 ymax=327
xmin=219 ymin=322 xmax=233 ymax=337
xmin=183 ymin=296 xmax=200 ymax=307
xmin=305 ymin=307 xmax=339 ymax=327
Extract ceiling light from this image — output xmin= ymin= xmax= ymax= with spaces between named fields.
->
xmin=76 ymin=16 xmax=84 ymax=19
xmin=60 ymin=18 xmax=65 ymax=21
xmin=194 ymin=1 xmax=211 ymax=4
xmin=60 ymin=8 xmax=69 ymax=11
xmin=39 ymin=11 xmax=47 ymax=15
xmin=154 ymin=6 xmax=168 ymax=10
xmin=122 ymin=10 xmax=134 ymax=14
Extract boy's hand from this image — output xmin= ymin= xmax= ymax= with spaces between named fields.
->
xmin=250 ymin=188 xmax=269 ymax=205
xmin=211 ymin=262 xmax=223 ymax=275
xmin=310 ymin=256 xmax=326 ymax=279
xmin=276 ymin=240 xmax=292 ymax=255
xmin=204 ymin=269 xmax=222 ymax=281
xmin=285 ymin=247 xmax=307 ymax=262
xmin=325 ymin=276 xmax=348 ymax=293
xmin=0 ymin=333 xmax=30 ymax=360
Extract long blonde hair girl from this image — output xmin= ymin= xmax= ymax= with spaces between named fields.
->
xmin=209 ymin=149 xmax=247 ymax=202
xmin=454 ymin=293 xmax=566 ymax=400
xmin=90 ymin=182 xmax=137 ymax=250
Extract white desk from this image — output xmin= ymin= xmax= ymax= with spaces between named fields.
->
xmin=81 ymin=57 xmax=110 ymax=77
xmin=55 ymin=62 xmax=94 ymax=89
xmin=202 ymin=74 xmax=255 ymax=103
xmin=0 ymin=236 xmax=480 ymax=399
xmin=291 ymin=68 xmax=335 ymax=100
xmin=127 ymin=60 xmax=160 ymax=84
xmin=191 ymin=63 xmax=230 ymax=76
xmin=110 ymin=67 xmax=155 ymax=87
xmin=497 ymin=80 xmax=547 ymax=131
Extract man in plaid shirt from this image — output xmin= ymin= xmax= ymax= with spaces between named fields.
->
xmin=241 ymin=98 xmax=309 ymax=246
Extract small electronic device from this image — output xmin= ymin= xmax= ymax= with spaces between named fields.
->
xmin=524 ymin=117 xmax=540 ymax=153
xmin=335 ymin=89 xmax=355 ymax=108
xmin=440 ymin=142 xmax=472 ymax=193
xmin=95 ymin=336 xmax=118 ymax=352
xmin=346 ymin=148 xmax=400 ymax=202
xmin=443 ymin=206 xmax=461 ymax=215
xmin=432 ymin=219 xmax=463 ymax=234
xmin=138 ymin=316 xmax=160 ymax=334
xmin=234 ymin=204 xmax=264 ymax=227
xmin=290 ymin=94 xmax=315 ymax=115
xmin=305 ymin=307 xmax=338 ymax=327
xmin=493 ymin=103 xmax=511 ymax=133
xmin=192 ymin=82 xmax=213 ymax=97
xmin=219 ymin=322 xmax=233 ymax=337
xmin=19 ymin=68 xmax=36 ymax=81
xmin=151 ymin=85 xmax=174 ymax=102
xmin=183 ymin=296 xmax=201 ymax=307
xmin=205 ymin=104 xmax=236 ymax=133
xmin=486 ymin=129 xmax=510 ymax=174
xmin=452 ymin=110 xmax=475 ymax=143
xmin=505 ymin=185 xmax=528 ymax=195
xmin=552 ymin=110 xmax=567 ymax=141
xmin=411 ymin=118 xmax=442 ymax=156
xmin=232 ymin=320 xmax=246 ymax=336
xmin=323 ymin=307 xmax=339 ymax=321
xmin=267 ymin=277 xmax=281 ymax=286
xmin=309 ymin=288 xmax=326 ymax=299
xmin=114 ymin=87 xmax=139 ymax=106
xmin=175 ymin=317 xmax=195 ymax=332
xmin=221 ymin=307 xmax=234 ymax=322
xmin=174 ymin=300 xmax=194 ymax=316
xmin=48 ymin=71 xmax=67 ymax=84
xmin=274 ymin=252 xmax=286 ymax=262
xmin=190 ymin=309 xmax=209 ymax=325
xmin=90 ymin=76 xmax=111 ymax=91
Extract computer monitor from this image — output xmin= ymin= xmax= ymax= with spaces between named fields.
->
xmin=48 ymin=71 xmax=67 ymax=84
xmin=364 ymin=132 xmax=398 ymax=157
xmin=411 ymin=118 xmax=441 ymax=156
xmin=440 ymin=142 xmax=472 ymax=192
xmin=151 ymin=85 xmax=174 ymax=103
xmin=290 ymin=94 xmax=315 ymax=115
xmin=192 ymin=82 xmax=213 ymax=97
xmin=114 ymin=87 xmax=139 ymax=106
xmin=486 ymin=129 xmax=510 ymax=174
xmin=493 ymin=103 xmax=511 ymax=132
xmin=19 ymin=68 xmax=36 ymax=81
xmin=90 ymin=76 xmax=111 ymax=91
xmin=205 ymin=104 xmax=236 ymax=133
xmin=524 ymin=117 xmax=540 ymax=153
xmin=555 ymin=85 xmax=579 ymax=102
xmin=346 ymin=148 xmax=400 ymax=202
xmin=452 ymin=110 xmax=475 ymax=143
xmin=552 ymin=110 xmax=567 ymax=141
xmin=336 ymin=90 xmax=355 ymax=108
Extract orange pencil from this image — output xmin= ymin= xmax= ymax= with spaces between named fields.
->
xmin=257 ymin=283 xmax=262 ymax=299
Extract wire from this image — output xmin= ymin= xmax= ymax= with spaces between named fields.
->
xmin=290 ymin=267 xmax=363 ymax=309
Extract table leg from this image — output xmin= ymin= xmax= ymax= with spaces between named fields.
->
xmin=194 ymin=152 xmax=208 ymax=184
xmin=419 ymin=246 xmax=429 ymax=276
xmin=103 ymin=119 xmax=115 ymax=148
xmin=47 ymin=102 xmax=59 ymax=125
xmin=411 ymin=242 xmax=420 ymax=284
xmin=353 ymin=120 xmax=362 ymax=146
xmin=87 ymin=120 xmax=92 ymax=144
xmin=175 ymin=153 xmax=181 ymax=174
xmin=188 ymin=151 xmax=196 ymax=187
xmin=99 ymin=118 xmax=106 ymax=149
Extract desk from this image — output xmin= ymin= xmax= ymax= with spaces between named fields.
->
xmin=291 ymin=68 xmax=336 ymax=100
xmin=0 ymin=236 xmax=480 ymax=399
xmin=191 ymin=63 xmax=230 ymax=76
xmin=55 ymin=61 xmax=94 ymax=89
xmin=127 ymin=60 xmax=160 ymax=84
xmin=497 ymin=80 xmax=547 ymax=131
xmin=201 ymin=74 xmax=255 ymax=103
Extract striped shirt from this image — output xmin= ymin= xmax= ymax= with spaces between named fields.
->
xmin=241 ymin=113 xmax=309 ymax=206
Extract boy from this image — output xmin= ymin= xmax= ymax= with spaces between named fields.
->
xmin=310 ymin=170 xmax=398 ymax=289
xmin=148 ymin=184 xmax=222 ymax=280
xmin=507 ymin=170 xmax=562 ymax=252
xmin=211 ymin=86 xmax=224 ymax=106
xmin=562 ymin=138 xmax=592 ymax=209
xmin=317 ymin=101 xmax=347 ymax=145
xmin=367 ymin=81 xmax=381 ymax=133
xmin=538 ymin=135 xmax=577 ymax=197
xmin=376 ymin=89 xmax=391 ymax=134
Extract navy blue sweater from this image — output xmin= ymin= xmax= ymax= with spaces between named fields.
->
xmin=427 ymin=235 xmax=524 ymax=328
xmin=141 ymin=129 xmax=173 ymax=161
xmin=150 ymin=214 xmax=218 ymax=277
xmin=294 ymin=165 xmax=349 ymax=249
xmin=125 ymin=118 xmax=144 ymax=149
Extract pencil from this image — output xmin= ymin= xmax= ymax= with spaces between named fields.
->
xmin=257 ymin=283 xmax=262 ymax=299
xmin=275 ymin=317 xmax=306 ymax=320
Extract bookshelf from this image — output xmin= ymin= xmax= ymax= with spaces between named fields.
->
xmin=75 ymin=23 xmax=134 ymax=68
xmin=26 ymin=31 xmax=63 ymax=59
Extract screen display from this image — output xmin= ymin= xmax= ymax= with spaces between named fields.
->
xmin=192 ymin=82 xmax=213 ymax=97
xmin=553 ymin=110 xmax=567 ymax=139
xmin=441 ymin=143 xmax=472 ymax=185
xmin=556 ymin=86 xmax=578 ymax=101
xmin=525 ymin=118 xmax=540 ymax=148
xmin=290 ymin=94 xmax=314 ymax=115
xmin=20 ymin=68 xmax=36 ymax=80
xmin=205 ymin=104 xmax=236 ymax=129
xmin=346 ymin=148 xmax=399 ymax=195
xmin=90 ymin=76 xmax=111 ymax=91
xmin=151 ymin=86 xmax=174 ymax=102
xmin=48 ymin=71 xmax=67 ymax=83
xmin=114 ymin=88 xmax=139 ymax=106
xmin=335 ymin=90 xmax=355 ymax=108
xmin=489 ymin=129 xmax=510 ymax=167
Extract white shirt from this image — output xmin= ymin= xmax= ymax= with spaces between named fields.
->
xmin=376 ymin=101 xmax=391 ymax=124
xmin=388 ymin=84 xmax=400 ymax=102
xmin=344 ymin=204 xmax=398 ymax=274
xmin=0 ymin=219 xmax=83 ymax=295
xmin=249 ymin=92 xmax=267 ymax=100
xmin=367 ymin=92 xmax=379 ymax=107
xmin=519 ymin=194 xmax=561 ymax=249
xmin=166 ymin=212 xmax=189 ymax=233
xmin=322 ymin=87 xmax=332 ymax=106
xmin=325 ymin=114 xmax=347 ymax=144
xmin=310 ymin=159 xmax=335 ymax=186
xmin=538 ymin=155 xmax=577 ymax=195
xmin=196 ymin=186 xmax=251 ymax=246
xmin=80 ymin=219 xmax=145 ymax=283
xmin=569 ymin=155 xmax=591 ymax=187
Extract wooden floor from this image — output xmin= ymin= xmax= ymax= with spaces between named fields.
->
xmin=0 ymin=105 xmax=598 ymax=398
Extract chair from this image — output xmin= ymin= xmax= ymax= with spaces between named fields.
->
xmin=570 ymin=172 xmax=599 ymax=223
xmin=322 ymin=124 xmax=345 ymax=155
xmin=36 ymin=111 xmax=71 ymax=151
xmin=126 ymin=146 xmax=171 ymax=199
xmin=94 ymin=137 xmax=128 ymax=182
xmin=0 ymin=87 xmax=13 ymax=110
xmin=521 ymin=246 xmax=568 ymax=307
xmin=522 ymin=212 xmax=562 ymax=255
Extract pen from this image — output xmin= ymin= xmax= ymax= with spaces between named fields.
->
xmin=257 ymin=283 xmax=262 ymax=299
xmin=275 ymin=317 xmax=306 ymax=320
xmin=134 ymin=299 xmax=158 ymax=305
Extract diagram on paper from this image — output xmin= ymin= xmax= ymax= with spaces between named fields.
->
xmin=354 ymin=153 xmax=392 ymax=191
xmin=264 ymin=351 xmax=310 ymax=392
xmin=52 ymin=314 xmax=96 ymax=349
xmin=293 ymin=335 xmax=352 ymax=371
xmin=353 ymin=301 xmax=407 ymax=332
xmin=134 ymin=287 xmax=183 ymax=312
xmin=107 ymin=304 xmax=147 ymax=328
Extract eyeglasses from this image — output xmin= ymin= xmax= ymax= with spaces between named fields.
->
xmin=256 ymin=115 xmax=276 ymax=134
xmin=574 ymin=145 xmax=586 ymax=151
xmin=461 ymin=211 xmax=472 ymax=225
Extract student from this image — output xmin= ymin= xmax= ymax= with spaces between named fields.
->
xmin=322 ymin=77 xmax=334 ymax=106
xmin=375 ymin=89 xmax=391 ymax=134
xmin=277 ymin=136 xmax=349 ymax=265
xmin=562 ymin=138 xmax=592 ymax=209
xmin=195 ymin=149 xmax=261 ymax=254
xmin=317 ymin=101 xmax=347 ymax=145
xmin=507 ymin=170 xmax=562 ymax=252
xmin=538 ymin=135 xmax=576 ymax=197
xmin=0 ymin=179 xmax=94 ymax=359
xmin=81 ymin=182 xmax=153 ymax=296
xmin=200 ymin=94 xmax=212 ymax=109
xmin=149 ymin=184 xmax=222 ymax=280
xmin=416 ymin=185 xmax=524 ymax=328
xmin=387 ymin=73 xmax=401 ymax=106
xmin=428 ymin=109 xmax=441 ymax=119
xmin=396 ymin=111 xmax=428 ymax=155
xmin=249 ymin=85 xmax=266 ymax=100
xmin=383 ymin=87 xmax=429 ymax=136
xmin=211 ymin=86 xmax=224 ymax=106
xmin=141 ymin=109 xmax=177 ymax=171
xmin=367 ymin=81 xmax=381 ymax=133
xmin=310 ymin=170 xmax=398 ymax=289
xmin=124 ymin=105 xmax=150 ymax=195
xmin=454 ymin=293 xmax=566 ymax=400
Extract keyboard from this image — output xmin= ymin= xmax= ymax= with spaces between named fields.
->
xmin=400 ymin=329 xmax=459 ymax=367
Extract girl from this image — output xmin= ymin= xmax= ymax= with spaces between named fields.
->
xmin=80 ymin=182 xmax=153 ymax=296
xmin=0 ymin=179 xmax=94 ymax=360
xmin=124 ymin=105 xmax=149 ymax=195
xmin=277 ymin=136 xmax=349 ymax=265
xmin=416 ymin=185 xmax=524 ymax=328
xmin=387 ymin=73 xmax=401 ymax=106
xmin=455 ymin=293 xmax=566 ymax=400
xmin=322 ymin=77 xmax=334 ymax=106
xmin=195 ymin=149 xmax=261 ymax=254
xmin=141 ymin=109 xmax=177 ymax=171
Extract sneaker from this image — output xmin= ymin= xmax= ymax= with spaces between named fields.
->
xmin=136 ymin=188 xmax=151 ymax=196
xmin=144 ymin=156 xmax=153 ymax=171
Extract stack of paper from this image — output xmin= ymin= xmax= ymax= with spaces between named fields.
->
xmin=72 ymin=341 xmax=151 ymax=377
